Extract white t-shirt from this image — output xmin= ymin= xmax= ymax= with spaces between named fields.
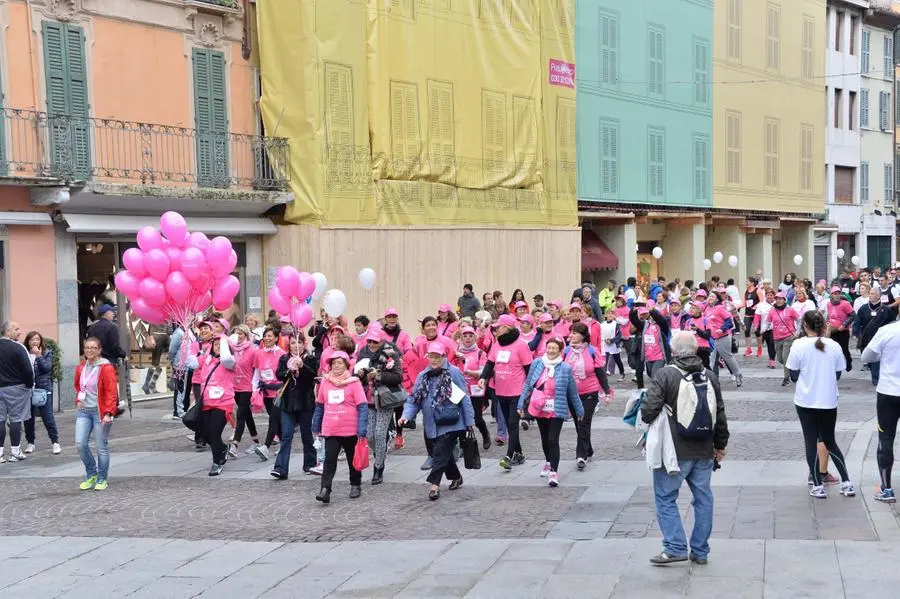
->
xmin=785 ymin=336 xmax=845 ymax=409
xmin=755 ymin=301 xmax=773 ymax=333
xmin=791 ymin=299 xmax=817 ymax=321
xmin=862 ymin=321 xmax=900 ymax=396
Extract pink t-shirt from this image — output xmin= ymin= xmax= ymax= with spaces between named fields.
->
xmin=438 ymin=320 xmax=459 ymax=339
xmin=767 ymin=306 xmax=799 ymax=341
xmin=564 ymin=345 xmax=605 ymax=395
xmin=642 ymin=322 xmax=664 ymax=362
xmin=825 ymin=300 xmax=854 ymax=329
xmin=705 ymin=304 xmax=732 ymax=340
xmin=488 ymin=338 xmax=533 ymax=397
xmin=414 ymin=334 xmax=457 ymax=359
xmin=232 ymin=343 xmax=257 ymax=392
xmin=668 ymin=312 xmax=684 ymax=332
xmin=316 ymin=378 xmax=367 ymax=437
xmin=527 ymin=369 xmax=557 ymax=419
xmin=199 ymin=353 xmax=236 ymax=412
xmin=615 ymin=307 xmax=632 ymax=339
xmin=458 ymin=346 xmax=487 ymax=390
xmin=254 ymin=346 xmax=285 ymax=396
xmin=686 ymin=316 xmax=711 ymax=349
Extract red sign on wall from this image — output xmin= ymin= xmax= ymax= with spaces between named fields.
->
xmin=549 ymin=59 xmax=575 ymax=88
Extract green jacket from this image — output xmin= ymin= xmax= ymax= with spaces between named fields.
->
xmin=598 ymin=288 xmax=616 ymax=313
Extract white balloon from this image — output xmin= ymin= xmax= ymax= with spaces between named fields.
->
xmin=322 ymin=289 xmax=347 ymax=317
xmin=713 ymin=251 xmax=723 ymax=264
xmin=703 ymin=259 xmax=712 ymax=271
xmin=728 ymin=255 xmax=738 ymax=267
xmin=311 ymin=272 xmax=328 ymax=300
xmin=651 ymin=246 xmax=663 ymax=259
xmin=793 ymin=254 xmax=803 ymax=266
xmin=851 ymin=255 xmax=861 ymax=266
xmin=358 ymin=267 xmax=376 ymax=290
xmin=836 ymin=248 xmax=845 ymax=259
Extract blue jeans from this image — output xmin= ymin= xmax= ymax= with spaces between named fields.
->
xmin=75 ymin=408 xmax=112 ymax=482
xmin=870 ymin=361 xmax=881 ymax=387
xmin=274 ymin=406 xmax=316 ymax=476
xmin=652 ymin=459 xmax=714 ymax=559
xmin=25 ymin=391 xmax=60 ymax=444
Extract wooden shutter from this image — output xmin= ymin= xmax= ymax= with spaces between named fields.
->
xmin=834 ymin=166 xmax=854 ymax=204
xmin=427 ymin=80 xmax=454 ymax=171
xmin=600 ymin=13 xmax=618 ymax=85
xmin=600 ymin=120 xmax=618 ymax=197
xmin=694 ymin=136 xmax=709 ymax=202
xmin=513 ymin=96 xmax=536 ymax=174
xmin=324 ymin=62 xmax=354 ymax=185
xmin=193 ymin=48 xmax=229 ymax=187
xmin=694 ymin=41 xmax=708 ymax=104
xmin=860 ymin=162 xmax=869 ymax=204
xmin=482 ymin=90 xmax=506 ymax=181
xmin=862 ymin=29 xmax=870 ymax=73
xmin=556 ymin=98 xmax=576 ymax=196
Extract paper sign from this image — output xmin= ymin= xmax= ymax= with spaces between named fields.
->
xmin=549 ymin=59 xmax=575 ymax=88
xmin=450 ymin=384 xmax=466 ymax=405
xmin=249 ymin=296 xmax=261 ymax=310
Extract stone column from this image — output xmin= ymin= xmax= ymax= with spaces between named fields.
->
xmin=705 ymin=225 xmax=747 ymax=285
xmin=661 ymin=220 xmax=705 ymax=285
xmin=54 ymin=223 xmax=79 ymax=409
xmin=590 ymin=221 xmax=637 ymax=287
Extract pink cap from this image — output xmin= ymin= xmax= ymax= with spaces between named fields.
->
xmin=637 ymin=307 xmax=649 ymax=316
xmin=365 ymin=329 xmax=383 ymax=343
xmin=647 ymin=299 xmax=656 ymax=308
xmin=547 ymin=300 xmax=562 ymax=309
xmin=327 ymin=351 xmax=351 ymax=364
xmin=198 ymin=320 xmax=214 ymax=329
xmin=818 ymin=279 xmax=827 ymax=286
xmin=217 ymin=318 xmax=230 ymax=331
xmin=459 ymin=325 xmax=476 ymax=335
xmin=695 ymin=289 xmax=708 ymax=298
xmin=567 ymin=303 xmax=583 ymax=312
xmin=775 ymin=291 xmax=787 ymax=299
xmin=518 ymin=314 xmax=535 ymax=325
xmin=384 ymin=307 xmax=399 ymax=317
xmin=669 ymin=297 xmax=682 ymax=305
xmin=279 ymin=315 xmax=291 ymax=324
xmin=514 ymin=301 xmax=527 ymax=309
xmin=539 ymin=313 xmax=553 ymax=323
xmin=830 ymin=285 xmax=842 ymax=293
xmin=493 ymin=314 xmax=518 ymax=328
xmin=438 ymin=303 xmax=452 ymax=313
xmin=425 ymin=342 xmax=446 ymax=356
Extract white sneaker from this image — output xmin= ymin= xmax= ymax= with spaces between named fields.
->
xmin=24 ymin=444 xmax=35 ymax=454
xmin=51 ymin=443 xmax=61 ymax=455
xmin=245 ymin=444 xmax=259 ymax=455
xmin=0 ymin=453 xmax=7 ymax=463
xmin=809 ymin=485 xmax=827 ymax=499
xmin=8 ymin=450 xmax=26 ymax=462
xmin=227 ymin=444 xmax=238 ymax=459
xmin=576 ymin=457 xmax=586 ymax=471
xmin=309 ymin=463 xmax=324 ymax=475
xmin=548 ymin=472 xmax=559 ymax=487
xmin=254 ymin=445 xmax=270 ymax=461
xmin=540 ymin=462 xmax=551 ymax=477
xmin=840 ymin=481 xmax=856 ymax=497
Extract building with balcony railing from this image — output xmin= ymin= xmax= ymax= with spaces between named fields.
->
xmin=0 ymin=0 xmax=291 ymax=406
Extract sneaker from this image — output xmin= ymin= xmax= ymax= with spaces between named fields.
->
xmin=735 ymin=374 xmax=743 ymax=388
xmin=208 ymin=463 xmax=224 ymax=476
xmin=511 ymin=452 xmax=526 ymax=466
xmin=756 ymin=347 xmax=763 ymax=357
xmin=743 ymin=348 xmax=752 ymax=357
xmin=309 ymin=463 xmax=324 ymax=475
xmin=840 ymin=481 xmax=856 ymax=497
xmin=394 ymin=436 xmax=405 ymax=450
xmin=874 ymin=488 xmax=896 ymax=503
xmin=548 ymin=471 xmax=559 ymax=487
xmin=0 ymin=453 xmax=6 ymax=463
xmin=768 ymin=359 xmax=776 ymax=369
xmin=576 ymin=457 xmax=586 ymax=471
xmin=8 ymin=450 xmax=26 ymax=462
xmin=227 ymin=444 xmax=238 ymax=459
xmin=94 ymin=480 xmax=109 ymax=491
xmin=245 ymin=444 xmax=259 ymax=455
xmin=79 ymin=475 xmax=97 ymax=490
xmin=24 ymin=444 xmax=35 ymax=454
xmin=540 ymin=462 xmax=551 ymax=477
xmin=499 ymin=455 xmax=512 ymax=471
xmin=495 ymin=437 xmax=506 ymax=446
xmin=822 ymin=473 xmax=840 ymax=485
xmin=619 ymin=374 xmax=627 ymax=382
xmin=521 ymin=419 xmax=530 ymax=431
xmin=689 ymin=554 xmax=708 ymax=565
xmin=650 ymin=552 xmax=688 ymax=565
xmin=420 ymin=456 xmax=433 ymax=470
xmin=809 ymin=485 xmax=827 ymax=499
xmin=254 ymin=445 xmax=270 ymax=461
xmin=51 ymin=443 xmax=61 ymax=455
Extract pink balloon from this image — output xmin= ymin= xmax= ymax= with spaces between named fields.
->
xmin=144 ymin=248 xmax=170 ymax=281
xmin=268 ymin=286 xmax=291 ymax=315
xmin=297 ymin=272 xmax=315 ymax=299
xmin=180 ymin=247 xmax=207 ymax=281
xmin=276 ymin=266 xmax=300 ymax=298
xmin=136 ymin=226 xmax=163 ymax=252
xmin=291 ymin=303 xmax=313 ymax=329
xmin=160 ymin=211 xmax=188 ymax=244
xmin=114 ymin=270 xmax=141 ymax=298
xmin=165 ymin=247 xmax=182 ymax=272
xmin=189 ymin=231 xmax=210 ymax=251
xmin=165 ymin=271 xmax=192 ymax=303
xmin=206 ymin=237 xmax=233 ymax=278
xmin=212 ymin=275 xmax=240 ymax=307
xmin=138 ymin=277 xmax=167 ymax=307
xmin=192 ymin=291 xmax=213 ymax=312
xmin=227 ymin=249 xmax=238 ymax=273
xmin=169 ymin=231 xmax=189 ymax=249
xmin=192 ymin=271 xmax=214 ymax=294
xmin=122 ymin=248 xmax=147 ymax=278
xmin=131 ymin=298 xmax=166 ymax=324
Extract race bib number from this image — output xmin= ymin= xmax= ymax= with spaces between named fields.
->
xmin=746 ymin=300 xmax=754 ymax=308
xmin=883 ymin=295 xmax=890 ymax=303
xmin=842 ymin=287 xmax=850 ymax=294
xmin=260 ymin=369 xmax=274 ymax=381
xmin=541 ymin=400 xmax=554 ymax=412
xmin=77 ymin=391 xmax=86 ymax=402
xmin=469 ymin=384 xmax=485 ymax=397
xmin=496 ymin=350 xmax=511 ymax=364
xmin=328 ymin=389 xmax=345 ymax=404
xmin=643 ymin=334 xmax=656 ymax=345
xmin=208 ymin=386 xmax=224 ymax=399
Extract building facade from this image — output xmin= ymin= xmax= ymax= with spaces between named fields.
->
xmin=0 ymin=0 xmax=290 ymax=405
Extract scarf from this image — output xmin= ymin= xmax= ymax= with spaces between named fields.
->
xmin=458 ymin=342 xmax=479 ymax=354
xmin=230 ymin=339 xmax=253 ymax=355
xmin=287 ymin=353 xmax=304 ymax=374
xmin=496 ymin=329 xmax=519 ymax=346
xmin=412 ymin=365 xmax=452 ymax=406
xmin=541 ymin=354 xmax=562 ymax=378
xmin=324 ymin=369 xmax=355 ymax=387
xmin=566 ymin=342 xmax=587 ymax=380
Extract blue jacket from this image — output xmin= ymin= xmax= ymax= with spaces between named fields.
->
xmin=403 ymin=361 xmax=475 ymax=440
xmin=33 ymin=350 xmax=53 ymax=392
xmin=517 ymin=360 xmax=584 ymax=421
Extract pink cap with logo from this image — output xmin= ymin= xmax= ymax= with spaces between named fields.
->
xmin=538 ymin=313 xmax=553 ymax=323
xmin=426 ymin=342 xmax=446 ymax=356
xmin=493 ymin=314 xmax=518 ymax=328
xmin=459 ymin=325 xmax=476 ymax=335
xmin=438 ymin=303 xmax=453 ymax=313
xmin=384 ymin=307 xmax=399 ymax=317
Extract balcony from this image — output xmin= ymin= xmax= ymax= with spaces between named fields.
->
xmin=0 ymin=107 xmax=290 ymax=193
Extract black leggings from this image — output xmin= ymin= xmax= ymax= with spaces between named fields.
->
xmin=795 ymin=405 xmax=850 ymax=486
xmin=761 ymin=330 xmax=776 ymax=360
xmin=321 ymin=436 xmax=361 ymax=490
xmin=471 ymin=397 xmax=490 ymax=442
xmin=743 ymin=316 xmax=756 ymax=339
xmin=876 ymin=392 xmax=900 ymax=490
xmin=576 ymin=393 xmax=598 ymax=460
xmin=264 ymin=396 xmax=281 ymax=448
xmin=497 ymin=396 xmax=521 ymax=458
xmin=536 ymin=417 xmax=563 ymax=471
xmin=830 ymin=329 xmax=852 ymax=370
xmin=393 ymin=406 xmax=404 ymax=438
xmin=605 ymin=353 xmax=624 ymax=375
xmin=198 ymin=408 xmax=228 ymax=466
xmin=697 ymin=347 xmax=711 ymax=370
xmin=233 ymin=391 xmax=258 ymax=443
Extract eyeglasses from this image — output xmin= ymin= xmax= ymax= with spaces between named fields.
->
xmin=84 ymin=346 xmax=100 ymax=351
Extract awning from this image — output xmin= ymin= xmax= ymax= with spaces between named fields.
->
xmin=581 ymin=229 xmax=619 ymax=271
xmin=62 ymin=213 xmax=277 ymax=235
xmin=0 ymin=211 xmax=53 ymax=226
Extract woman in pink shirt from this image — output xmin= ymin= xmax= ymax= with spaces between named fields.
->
xmin=312 ymin=352 xmax=368 ymax=504
xmin=685 ymin=302 xmax=712 ymax=369
xmin=478 ymin=314 xmax=533 ymax=470
xmin=563 ymin=322 xmax=612 ymax=470
xmin=382 ymin=308 xmax=413 ymax=354
xmin=252 ymin=328 xmax=286 ymax=461
xmin=437 ymin=304 xmax=459 ymax=338
xmin=457 ymin=325 xmax=490 ymax=449
xmin=825 ymin=286 xmax=856 ymax=371
xmin=228 ymin=325 xmax=260 ymax=458
xmin=533 ymin=312 xmax=555 ymax=358
xmin=766 ymin=291 xmax=800 ymax=386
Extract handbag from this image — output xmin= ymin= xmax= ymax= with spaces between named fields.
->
xmin=182 ymin=362 xmax=219 ymax=432
xmin=462 ymin=430 xmax=481 ymax=470
xmin=433 ymin=399 xmax=461 ymax=425
xmin=376 ymin=385 xmax=407 ymax=410
xmin=352 ymin=437 xmax=370 ymax=470
xmin=272 ymin=379 xmax=290 ymax=410
xmin=31 ymin=388 xmax=49 ymax=408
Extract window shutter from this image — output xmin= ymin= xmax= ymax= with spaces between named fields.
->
xmin=43 ymin=21 xmax=90 ymax=179
xmin=193 ymin=48 xmax=229 ymax=187
xmin=885 ymin=163 xmax=893 ymax=204
xmin=885 ymin=36 xmax=894 ymax=79
xmin=880 ymin=91 xmax=889 ymax=131
xmin=64 ymin=23 xmax=90 ymax=178
xmin=860 ymin=162 xmax=869 ymax=204
xmin=609 ymin=17 xmax=618 ymax=85
xmin=861 ymin=88 xmax=869 ymax=128
xmin=862 ymin=29 xmax=870 ymax=73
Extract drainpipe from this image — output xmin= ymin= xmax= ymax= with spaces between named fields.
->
xmin=24 ymin=0 xmax=40 ymax=110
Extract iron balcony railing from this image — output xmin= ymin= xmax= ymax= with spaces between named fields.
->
xmin=0 ymin=107 xmax=290 ymax=191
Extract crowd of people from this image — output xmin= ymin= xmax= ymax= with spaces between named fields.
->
xmin=1 ymin=263 xmax=899 ymax=565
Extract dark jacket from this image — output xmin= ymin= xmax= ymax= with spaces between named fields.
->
xmin=641 ymin=355 xmax=729 ymax=461
xmin=859 ymin=304 xmax=896 ymax=351
xmin=86 ymin=318 xmax=125 ymax=363
xmin=357 ymin=342 xmax=403 ymax=406
xmin=629 ymin=308 xmax=672 ymax=362
xmin=33 ymin=349 xmax=53 ymax=391
xmin=457 ymin=294 xmax=482 ymax=319
xmin=0 ymin=338 xmax=34 ymax=388
xmin=275 ymin=352 xmax=318 ymax=413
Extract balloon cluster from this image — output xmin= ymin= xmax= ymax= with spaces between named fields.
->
xmin=268 ymin=267 xmax=328 ymax=329
xmin=114 ymin=212 xmax=240 ymax=328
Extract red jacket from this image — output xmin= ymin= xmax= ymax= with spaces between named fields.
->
xmin=74 ymin=360 xmax=119 ymax=418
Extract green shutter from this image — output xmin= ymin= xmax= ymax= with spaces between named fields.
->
xmin=43 ymin=20 xmax=90 ymax=180
xmin=193 ymin=48 xmax=228 ymax=188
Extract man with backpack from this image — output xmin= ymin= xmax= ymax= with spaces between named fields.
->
xmin=641 ymin=331 xmax=729 ymax=567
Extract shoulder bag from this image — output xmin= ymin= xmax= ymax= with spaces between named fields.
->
xmin=375 ymin=384 xmax=407 ymax=410
xmin=182 ymin=362 xmax=219 ymax=432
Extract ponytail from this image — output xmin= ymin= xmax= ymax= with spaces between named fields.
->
xmin=815 ymin=337 xmax=825 ymax=352
xmin=802 ymin=311 xmax=826 ymax=352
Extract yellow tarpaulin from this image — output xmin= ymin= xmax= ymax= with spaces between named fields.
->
xmin=257 ymin=0 xmax=576 ymax=227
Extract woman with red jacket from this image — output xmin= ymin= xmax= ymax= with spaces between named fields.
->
xmin=74 ymin=337 xmax=119 ymax=490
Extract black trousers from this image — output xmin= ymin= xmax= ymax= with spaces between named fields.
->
xmin=393 ymin=406 xmax=405 ymax=437
xmin=471 ymin=397 xmax=490 ymax=442
xmin=697 ymin=346 xmax=711 ymax=370
xmin=321 ymin=435 xmax=361 ymax=490
xmin=497 ymin=396 xmax=522 ymax=457
xmin=198 ymin=408 xmax=228 ymax=466
xmin=426 ymin=431 xmax=463 ymax=485
xmin=174 ymin=369 xmax=193 ymax=417
xmin=761 ymin=330 xmax=776 ymax=359
xmin=537 ymin=417 xmax=563 ymax=471
xmin=796 ymin=405 xmax=849 ymax=486
xmin=576 ymin=393 xmax=598 ymax=460
xmin=830 ymin=329 xmax=852 ymax=370
xmin=876 ymin=392 xmax=900 ymax=490
xmin=605 ymin=353 xmax=624 ymax=375
xmin=264 ymin=396 xmax=281 ymax=448
xmin=233 ymin=391 xmax=258 ymax=443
